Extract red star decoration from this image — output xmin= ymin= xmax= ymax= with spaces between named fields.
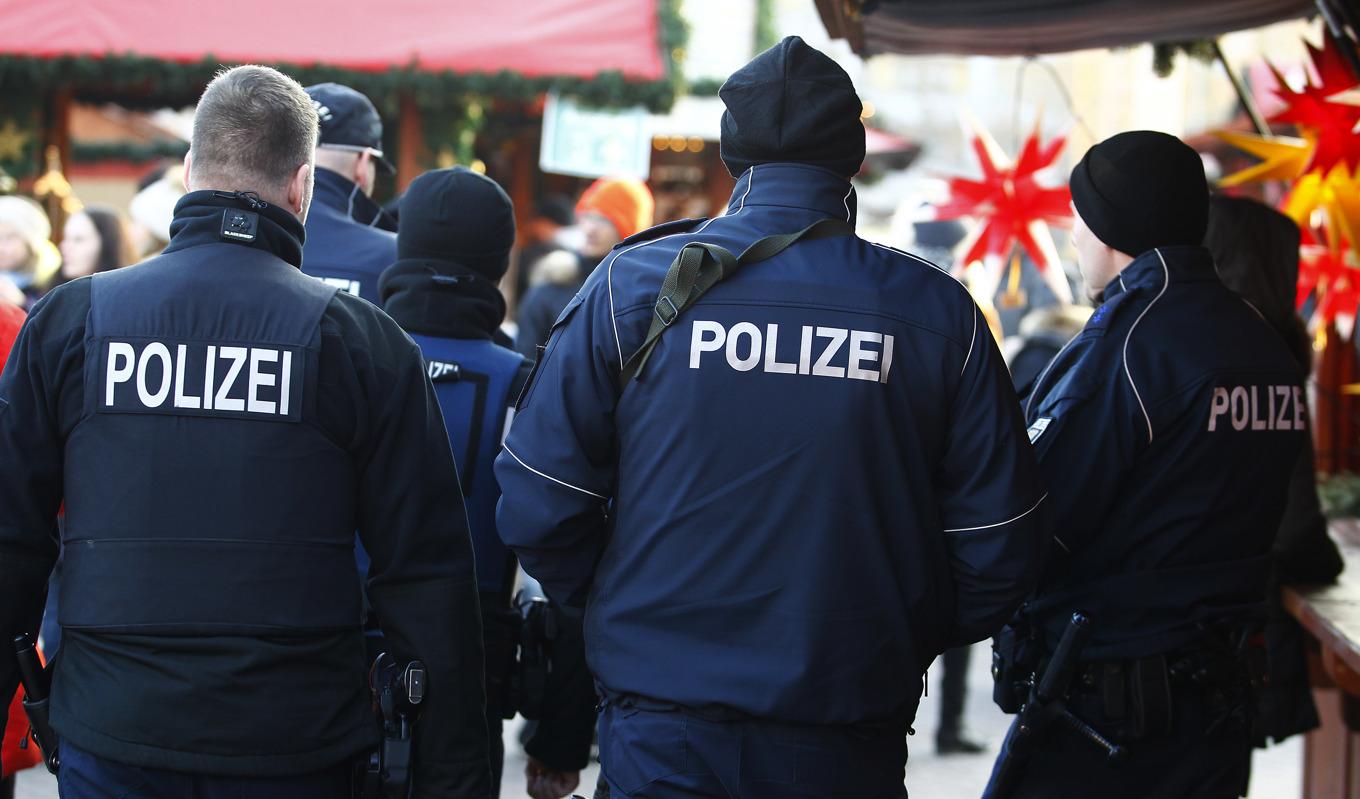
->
xmin=1299 ymin=226 xmax=1360 ymax=326
xmin=935 ymin=122 xmax=1071 ymax=275
xmin=1268 ymin=32 xmax=1360 ymax=174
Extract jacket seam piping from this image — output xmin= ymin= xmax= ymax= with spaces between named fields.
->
xmin=942 ymin=492 xmax=1048 ymax=533
xmin=1123 ymin=249 xmax=1168 ymax=444
xmin=502 ymin=444 xmax=606 ymax=500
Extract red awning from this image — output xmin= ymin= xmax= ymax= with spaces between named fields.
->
xmin=0 ymin=0 xmax=665 ymax=80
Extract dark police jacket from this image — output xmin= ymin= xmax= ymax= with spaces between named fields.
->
xmin=0 ymin=192 xmax=490 ymax=794
xmin=301 ymin=168 xmax=397 ymax=304
xmin=494 ymin=163 xmax=1047 ymax=727
xmin=1018 ymin=245 xmax=1307 ymax=660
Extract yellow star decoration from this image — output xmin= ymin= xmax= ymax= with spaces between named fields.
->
xmin=1214 ymin=130 xmax=1314 ymax=187
xmin=0 ymin=119 xmax=31 ymax=162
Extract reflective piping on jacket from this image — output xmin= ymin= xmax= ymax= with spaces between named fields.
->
xmin=604 ymin=166 xmax=754 ymax=367
xmin=841 ymin=183 xmax=854 ymax=222
xmin=868 ymin=241 xmax=987 ymax=379
xmin=961 ymin=305 xmax=978 ymax=378
xmin=1123 ymin=249 xmax=1169 ymax=444
xmin=1024 ymin=332 xmax=1081 ymax=420
xmin=503 ymin=444 xmax=606 ymax=500
xmin=942 ymin=492 xmax=1048 ymax=533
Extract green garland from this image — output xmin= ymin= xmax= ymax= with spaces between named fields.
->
xmin=72 ymin=139 xmax=187 ymax=164
xmin=1151 ymin=40 xmax=1218 ymax=78
xmin=0 ymin=2 xmax=688 ymax=113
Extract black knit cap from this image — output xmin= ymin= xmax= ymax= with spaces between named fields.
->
xmin=719 ymin=35 xmax=866 ymax=178
xmin=397 ymin=167 xmax=516 ymax=281
xmin=1070 ymin=130 xmax=1209 ymax=257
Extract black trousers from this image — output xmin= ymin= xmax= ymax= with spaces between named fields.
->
xmin=937 ymin=646 xmax=970 ymax=737
xmin=1002 ymin=685 xmax=1252 ymax=799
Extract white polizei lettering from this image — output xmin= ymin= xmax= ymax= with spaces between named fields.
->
xmin=136 ymin=342 xmax=173 ymax=408
xmin=685 ymin=322 xmax=893 ymax=383
xmin=247 ymin=348 xmax=279 ymax=414
xmin=105 ymin=342 xmax=135 ymax=406
xmin=799 ymin=325 xmax=813 ymax=375
xmin=689 ymin=321 xmax=725 ymax=369
xmin=764 ymin=324 xmax=797 ymax=374
xmin=846 ymin=330 xmax=882 ymax=382
xmin=1251 ymin=386 xmax=1267 ymax=431
xmin=214 ymin=346 xmax=247 ymax=411
xmin=725 ymin=322 xmax=762 ymax=371
xmin=1208 ymin=384 xmax=1306 ymax=432
xmin=279 ymin=350 xmax=293 ymax=416
xmin=1208 ymin=387 xmax=1229 ymax=431
xmin=813 ymin=327 xmax=847 ymax=378
xmin=203 ymin=345 xmax=216 ymax=410
xmin=1230 ymin=387 xmax=1249 ymax=430
xmin=173 ymin=344 xmax=201 ymax=409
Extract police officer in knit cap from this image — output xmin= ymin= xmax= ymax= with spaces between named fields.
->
xmin=989 ymin=131 xmax=1308 ymax=797
xmin=0 ymin=66 xmax=491 ymax=797
xmin=496 ymin=36 xmax=1045 ymax=798
xmin=378 ymin=168 xmax=597 ymax=799
xmin=300 ymin=82 xmax=398 ymax=303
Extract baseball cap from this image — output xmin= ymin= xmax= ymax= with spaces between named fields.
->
xmin=305 ymin=83 xmax=394 ymax=173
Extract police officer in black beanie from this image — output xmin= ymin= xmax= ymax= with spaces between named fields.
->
xmin=497 ymin=36 xmax=1045 ymax=799
xmin=379 ymin=167 xmax=597 ymax=798
xmin=989 ymin=131 xmax=1308 ymax=797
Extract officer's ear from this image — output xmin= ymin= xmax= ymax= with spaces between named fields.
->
xmin=354 ymin=151 xmax=375 ymax=197
xmin=287 ymin=162 xmax=313 ymax=222
xmin=182 ymin=152 xmax=195 ymax=192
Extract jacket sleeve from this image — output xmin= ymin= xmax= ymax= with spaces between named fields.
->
xmin=350 ymin=313 xmax=492 ymax=799
xmin=0 ymin=294 xmax=75 ymax=762
xmin=495 ymin=279 xmax=616 ymax=608
xmin=1023 ymin=351 xmax=1140 ymax=560
xmin=936 ymin=306 xmax=1048 ymax=647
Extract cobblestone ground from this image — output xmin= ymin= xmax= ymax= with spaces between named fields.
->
xmin=16 ymin=641 xmax=1302 ymax=798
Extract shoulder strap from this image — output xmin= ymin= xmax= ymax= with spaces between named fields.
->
xmin=617 ymin=217 xmax=855 ymax=390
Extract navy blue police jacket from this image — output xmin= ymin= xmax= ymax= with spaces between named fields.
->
xmin=301 ymin=168 xmax=397 ymax=303
xmin=0 ymin=192 xmax=490 ymax=794
xmin=495 ymin=163 xmax=1048 ymax=727
xmin=1017 ymin=245 xmax=1307 ymax=661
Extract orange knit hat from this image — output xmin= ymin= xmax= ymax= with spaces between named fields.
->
xmin=576 ymin=177 xmax=655 ymax=240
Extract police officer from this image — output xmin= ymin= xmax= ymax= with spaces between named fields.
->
xmin=300 ymin=82 xmax=398 ymax=302
xmin=0 ymin=66 xmax=491 ymax=797
xmin=379 ymin=167 xmax=596 ymax=798
xmin=992 ymin=131 xmax=1307 ymax=797
xmin=495 ymin=37 xmax=1046 ymax=798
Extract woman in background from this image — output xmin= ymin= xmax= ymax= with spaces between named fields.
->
xmin=50 ymin=205 xmax=136 ymax=288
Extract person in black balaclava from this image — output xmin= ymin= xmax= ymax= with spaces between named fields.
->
xmin=379 ymin=168 xmax=597 ymax=799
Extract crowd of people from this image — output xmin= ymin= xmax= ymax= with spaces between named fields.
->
xmin=0 ymin=32 xmax=1345 ymax=799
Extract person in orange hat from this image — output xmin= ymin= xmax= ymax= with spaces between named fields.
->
xmin=514 ymin=177 xmax=654 ymax=359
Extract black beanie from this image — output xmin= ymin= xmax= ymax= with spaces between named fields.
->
xmin=1070 ymin=131 xmax=1208 ymax=258
xmin=397 ymin=167 xmax=516 ymax=281
xmin=719 ymin=36 xmax=866 ymax=178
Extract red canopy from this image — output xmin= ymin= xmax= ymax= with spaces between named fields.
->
xmin=0 ymin=0 xmax=665 ymax=80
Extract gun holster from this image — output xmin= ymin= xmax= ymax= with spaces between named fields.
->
xmin=992 ymin=622 xmax=1038 ymax=715
xmin=357 ymin=654 xmax=426 ymax=799
xmin=13 ymin=634 xmax=59 ymax=774
xmin=511 ymin=592 xmax=560 ymax=721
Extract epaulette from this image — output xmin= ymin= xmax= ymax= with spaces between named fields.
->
xmin=1084 ymin=289 xmax=1137 ymax=335
xmin=612 ymin=217 xmax=709 ymax=249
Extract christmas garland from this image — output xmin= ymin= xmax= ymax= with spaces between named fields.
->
xmin=0 ymin=0 xmax=687 ymax=113
xmin=71 ymin=139 xmax=188 ymax=165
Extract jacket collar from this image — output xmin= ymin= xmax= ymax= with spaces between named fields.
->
xmin=312 ymin=168 xmax=396 ymax=230
xmin=1103 ymin=245 xmax=1217 ymax=301
xmin=379 ymin=258 xmax=507 ymax=341
xmin=725 ymin=163 xmax=857 ymax=223
xmin=164 ymin=190 xmax=305 ymax=267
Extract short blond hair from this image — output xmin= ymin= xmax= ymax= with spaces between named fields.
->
xmin=190 ymin=65 xmax=318 ymax=194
